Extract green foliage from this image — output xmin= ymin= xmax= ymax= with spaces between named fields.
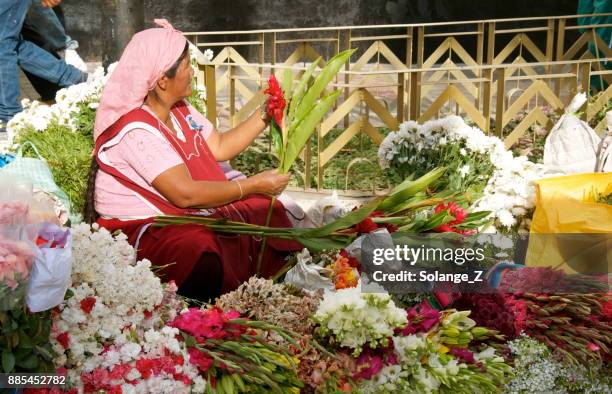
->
xmin=0 ymin=309 xmax=55 ymax=373
xmin=16 ymin=122 xmax=93 ymax=216
xmin=588 ymin=91 xmax=612 ymax=130
xmin=186 ymin=85 xmax=207 ymax=117
xmin=274 ymin=49 xmax=355 ymax=174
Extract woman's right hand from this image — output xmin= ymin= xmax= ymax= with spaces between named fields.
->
xmin=249 ymin=169 xmax=290 ymax=196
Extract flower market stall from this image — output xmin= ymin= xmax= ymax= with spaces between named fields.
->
xmin=0 ymin=46 xmax=611 ymax=394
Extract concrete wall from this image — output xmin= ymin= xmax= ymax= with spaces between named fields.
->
xmin=62 ymin=0 xmax=578 ymax=61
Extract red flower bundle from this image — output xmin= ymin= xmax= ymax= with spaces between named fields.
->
xmin=455 ymin=267 xmax=612 ymax=363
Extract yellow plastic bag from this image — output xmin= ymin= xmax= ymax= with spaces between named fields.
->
xmin=526 ymin=173 xmax=612 ymax=274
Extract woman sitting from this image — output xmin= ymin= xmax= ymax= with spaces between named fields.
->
xmin=84 ymin=19 xmax=301 ymax=300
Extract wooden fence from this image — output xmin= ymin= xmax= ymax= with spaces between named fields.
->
xmin=185 ymin=14 xmax=612 ymax=190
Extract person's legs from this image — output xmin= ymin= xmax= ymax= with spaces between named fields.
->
xmin=23 ymin=2 xmax=66 ymax=52
xmin=16 ymin=39 xmax=85 ymax=88
xmin=0 ymin=0 xmax=30 ymax=123
xmin=23 ymin=3 xmax=87 ymax=72
xmin=21 ymin=14 xmax=62 ymax=102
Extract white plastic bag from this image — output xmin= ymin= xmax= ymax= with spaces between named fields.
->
xmin=544 ymin=93 xmax=601 ymax=174
xmin=305 ymin=191 xmax=354 ymax=227
xmin=284 ymin=249 xmax=334 ymax=291
xmin=26 ymin=224 xmax=72 ymax=312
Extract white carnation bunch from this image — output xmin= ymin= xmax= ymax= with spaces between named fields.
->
xmin=313 ymin=286 xmax=407 ymax=354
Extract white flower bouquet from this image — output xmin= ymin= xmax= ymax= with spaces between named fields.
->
xmin=313 ymin=286 xmax=407 ymax=355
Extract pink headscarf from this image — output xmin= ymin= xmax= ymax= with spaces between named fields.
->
xmin=93 ymin=19 xmax=187 ymax=140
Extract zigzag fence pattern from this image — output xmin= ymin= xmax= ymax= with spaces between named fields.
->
xmin=185 ymin=14 xmax=612 ymax=191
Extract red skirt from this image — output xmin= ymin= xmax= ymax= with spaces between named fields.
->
xmin=97 ymin=195 xmax=302 ymax=294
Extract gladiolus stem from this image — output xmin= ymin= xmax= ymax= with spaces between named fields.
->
xmin=255 ymin=196 xmax=277 ymax=276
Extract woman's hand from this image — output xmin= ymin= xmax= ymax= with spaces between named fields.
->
xmin=249 ymin=169 xmax=290 ymax=196
xmin=41 ymin=0 xmax=62 ymax=7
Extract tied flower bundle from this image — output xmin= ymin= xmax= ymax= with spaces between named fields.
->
xmin=50 ymin=224 xmax=207 ymax=393
xmin=471 ymin=155 xmax=560 ymax=232
xmin=353 ymin=302 xmax=510 ymax=393
xmin=262 ymin=49 xmax=354 ymax=175
xmin=169 ymin=307 xmax=305 ymax=394
xmin=378 ymin=116 xmax=503 ymax=198
xmin=313 ymin=286 xmax=408 ymax=355
xmin=327 ymin=250 xmax=360 ymax=290
xmin=0 ymin=199 xmax=34 ymax=311
xmin=156 ymin=168 xmax=456 ymax=253
xmin=256 ymin=49 xmax=354 ymax=273
xmin=456 ymin=267 xmax=612 ymax=363
xmin=215 ymin=277 xmax=356 ymax=393
xmin=378 ymin=116 xmax=560 ymax=233
xmin=0 ymin=236 xmax=34 ymax=310
xmin=505 ymin=335 xmax=612 ymax=394
xmin=360 ymin=169 xmax=490 ymax=234
xmin=215 ymin=276 xmax=322 ymax=335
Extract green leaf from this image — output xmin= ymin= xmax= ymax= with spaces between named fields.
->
xmin=288 ymin=57 xmax=321 ymax=121
xmin=390 ymin=173 xmax=415 ymax=194
xmin=303 ymin=197 xmax=383 ymax=237
xmin=35 ymin=345 xmax=54 ymax=361
xmin=16 ymin=354 xmax=38 ymax=370
xmin=461 ymin=210 xmax=492 ymax=223
xmin=292 ymin=49 xmax=355 ymax=130
xmin=378 ymin=168 xmax=447 ymax=212
xmin=294 ymin=235 xmax=353 ymax=251
xmin=418 ymin=211 xmax=454 ymax=232
xmin=2 ymin=351 xmax=15 ymax=373
xmin=270 ymin=122 xmax=283 ymax=156
xmin=18 ymin=330 xmax=33 ymax=349
xmin=182 ymin=332 xmax=196 ymax=347
xmin=280 ymin=90 xmax=341 ymax=173
xmin=281 ymin=68 xmax=293 ymax=100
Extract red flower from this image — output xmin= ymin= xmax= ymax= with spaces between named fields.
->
xmin=264 ymin=74 xmax=286 ymax=126
xmin=339 ymin=249 xmax=361 ymax=271
xmin=433 ymin=202 xmax=472 ymax=234
xmin=602 ymin=300 xmax=612 ymax=320
xmin=143 ymin=310 xmax=153 ymax=319
xmin=173 ymin=373 xmax=192 ymax=386
xmin=56 ymin=332 xmax=69 ymax=349
xmin=354 ymin=217 xmax=378 ymax=234
xmin=135 ymin=358 xmax=155 ymax=379
xmin=434 ymin=291 xmax=453 ymax=308
xmin=353 ymin=352 xmax=384 ymax=380
xmin=449 ymin=347 xmax=476 ymax=364
xmin=169 ymin=307 xmax=244 ymax=342
xmin=188 ymin=348 xmax=214 ymax=372
xmin=108 ymin=386 xmax=122 ymax=394
xmin=109 ymin=363 xmax=131 ymax=380
xmin=80 ymin=297 xmax=97 ymax=314
xmin=587 ymin=343 xmax=600 ymax=352
xmin=397 ymin=301 xmax=441 ymax=335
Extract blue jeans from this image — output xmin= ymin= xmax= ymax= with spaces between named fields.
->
xmin=24 ymin=2 xmax=78 ymax=51
xmin=0 ymin=0 xmax=83 ymax=122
